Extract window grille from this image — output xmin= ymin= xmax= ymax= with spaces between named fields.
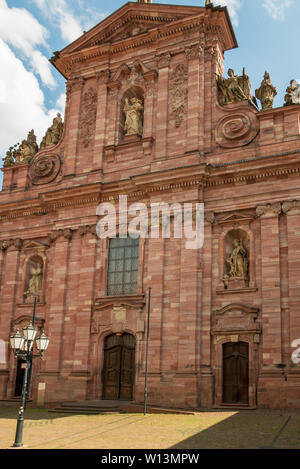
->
xmin=107 ymin=237 xmax=139 ymax=296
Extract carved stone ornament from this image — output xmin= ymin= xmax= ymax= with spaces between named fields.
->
xmin=79 ymin=87 xmax=98 ymax=148
xmin=215 ymin=110 xmax=259 ymax=148
xmin=212 ymin=304 xmax=261 ymax=334
xmin=284 ymin=80 xmax=300 ymax=106
xmin=255 ymin=71 xmax=277 ymax=111
xmin=169 ymin=63 xmax=188 ymax=128
xmin=29 ymin=153 xmax=61 ymax=185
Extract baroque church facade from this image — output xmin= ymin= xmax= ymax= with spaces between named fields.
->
xmin=0 ymin=1 xmax=300 ymax=409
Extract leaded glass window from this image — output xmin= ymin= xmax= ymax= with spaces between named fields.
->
xmin=107 ymin=237 xmax=139 ymax=296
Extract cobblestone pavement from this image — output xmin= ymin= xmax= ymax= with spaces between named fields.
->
xmin=1 ymin=407 xmax=300 ymax=449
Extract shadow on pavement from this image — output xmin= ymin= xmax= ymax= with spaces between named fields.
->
xmin=169 ymin=410 xmax=300 ymax=449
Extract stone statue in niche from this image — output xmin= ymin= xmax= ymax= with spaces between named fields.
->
xmin=223 ymin=238 xmax=248 ymax=289
xmin=123 ymin=97 xmax=144 ymax=136
xmin=284 ymin=79 xmax=300 ymax=106
xmin=24 ymin=262 xmax=43 ymax=302
xmin=255 ymin=71 xmax=277 ymax=110
xmin=40 ymin=113 xmax=63 ymax=150
xmin=216 ymin=68 xmax=252 ymax=105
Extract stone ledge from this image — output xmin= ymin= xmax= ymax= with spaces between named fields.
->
xmin=216 ymin=287 xmax=258 ymax=294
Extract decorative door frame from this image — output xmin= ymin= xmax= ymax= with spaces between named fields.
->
xmin=212 ymin=303 xmax=261 ymax=408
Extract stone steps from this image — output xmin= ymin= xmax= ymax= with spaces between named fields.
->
xmin=49 ymin=400 xmax=196 ymax=415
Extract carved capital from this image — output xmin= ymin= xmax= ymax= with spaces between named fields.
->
xmin=256 ymin=203 xmax=282 ymax=218
xmin=157 ymin=52 xmax=171 ymax=69
xmin=185 ymin=43 xmax=203 ymax=60
xmin=282 ymin=200 xmax=300 ymax=215
xmin=13 ymin=238 xmax=23 ymax=250
xmin=63 ymin=228 xmax=73 ymax=240
xmin=204 ymin=212 xmax=215 ymax=225
xmin=79 ymin=225 xmax=97 ymax=237
xmin=49 ymin=229 xmax=63 ymax=243
xmin=1 ymin=239 xmax=14 ymax=250
xmin=66 ymin=77 xmax=85 ymax=99
xmin=96 ymin=70 xmax=110 ymax=85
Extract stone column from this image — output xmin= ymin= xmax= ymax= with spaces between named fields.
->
xmin=60 ymin=230 xmax=81 ymax=375
xmin=93 ymin=70 xmax=110 ymax=171
xmin=145 ymin=237 xmax=165 ymax=375
xmin=204 ymin=43 xmax=218 ymax=154
xmin=256 ymin=203 xmax=282 ymax=366
xmin=200 ymin=212 xmax=214 ymax=407
xmin=143 ymin=72 xmax=156 ymax=140
xmin=282 ymin=201 xmax=300 ymax=358
xmin=64 ymin=77 xmax=85 ymax=177
xmin=45 ymin=230 xmax=71 ymax=379
xmin=155 ymin=52 xmax=170 ymax=159
xmin=177 ymin=229 xmax=199 ymax=407
xmin=0 ymin=240 xmax=21 ymax=397
xmin=72 ymin=229 xmax=97 ymax=385
xmin=185 ymin=43 xmax=203 ymax=153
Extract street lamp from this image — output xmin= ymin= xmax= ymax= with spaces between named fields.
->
xmin=9 ymin=296 xmax=50 ymax=448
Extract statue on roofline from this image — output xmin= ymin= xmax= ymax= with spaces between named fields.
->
xmin=136 ymin=0 xmax=152 ymax=3
xmin=255 ymin=71 xmax=277 ymax=111
xmin=216 ymin=68 xmax=255 ymax=106
xmin=284 ymin=79 xmax=300 ymax=106
xmin=40 ymin=112 xmax=64 ymax=150
xmin=2 ymin=130 xmax=38 ymax=167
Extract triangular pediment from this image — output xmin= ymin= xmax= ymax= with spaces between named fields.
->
xmin=217 ymin=211 xmax=255 ymax=224
xmin=51 ymin=2 xmax=237 ymax=79
xmin=62 ymin=3 xmax=206 ymax=54
xmin=23 ymin=240 xmax=49 ymax=251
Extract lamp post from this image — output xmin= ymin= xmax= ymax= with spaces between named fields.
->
xmin=9 ymin=295 xmax=49 ymax=448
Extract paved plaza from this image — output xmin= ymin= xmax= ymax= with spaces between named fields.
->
xmin=1 ymin=406 xmax=300 ymax=449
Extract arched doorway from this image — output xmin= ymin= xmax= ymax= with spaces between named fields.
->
xmin=102 ymin=333 xmax=135 ymax=400
xmin=223 ymin=341 xmax=249 ymax=404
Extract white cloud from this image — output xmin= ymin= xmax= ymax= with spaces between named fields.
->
xmin=32 ymin=0 xmax=83 ymax=43
xmin=0 ymin=0 xmax=55 ymax=87
xmin=217 ymin=0 xmax=242 ymax=27
xmin=263 ymin=0 xmax=293 ymax=21
xmin=32 ymin=0 xmax=108 ymax=43
xmin=0 ymin=38 xmax=63 ymax=158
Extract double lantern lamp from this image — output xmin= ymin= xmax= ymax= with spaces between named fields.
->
xmin=10 ymin=323 xmax=49 ymax=357
xmin=9 ymin=320 xmax=50 ymax=448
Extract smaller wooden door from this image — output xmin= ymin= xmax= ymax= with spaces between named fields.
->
xmin=103 ymin=334 xmax=135 ymax=400
xmin=223 ymin=342 xmax=249 ymax=404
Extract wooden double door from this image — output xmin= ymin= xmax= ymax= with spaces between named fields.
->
xmin=102 ymin=333 xmax=135 ymax=400
xmin=223 ymin=342 xmax=249 ymax=405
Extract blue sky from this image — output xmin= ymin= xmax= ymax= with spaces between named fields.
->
xmin=0 ymin=0 xmax=300 ymax=171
